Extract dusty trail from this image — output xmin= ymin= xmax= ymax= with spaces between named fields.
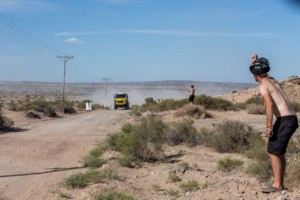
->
xmin=0 ymin=110 xmax=129 ymax=200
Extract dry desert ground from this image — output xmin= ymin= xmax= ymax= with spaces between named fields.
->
xmin=0 ymin=79 xmax=300 ymax=200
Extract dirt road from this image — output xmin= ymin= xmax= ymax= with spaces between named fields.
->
xmin=0 ymin=110 xmax=129 ymax=200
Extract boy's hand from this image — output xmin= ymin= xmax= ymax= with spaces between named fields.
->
xmin=265 ymin=127 xmax=273 ymax=137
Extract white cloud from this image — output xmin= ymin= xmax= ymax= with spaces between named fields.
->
xmin=64 ymin=37 xmax=84 ymax=44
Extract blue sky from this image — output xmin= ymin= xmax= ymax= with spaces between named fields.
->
xmin=0 ymin=0 xmax=299 ymax=83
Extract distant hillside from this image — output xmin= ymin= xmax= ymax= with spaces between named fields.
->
xmin=222 ymin=77 xmax=300 ymax=103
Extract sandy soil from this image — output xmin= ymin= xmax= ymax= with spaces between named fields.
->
xmin=1 ymin=77 xmax=300 ymax=200
xmin=0 ymin=110 xmax=130 ymax=200
xmin=1 ymin=108 xmax=299 ymax=200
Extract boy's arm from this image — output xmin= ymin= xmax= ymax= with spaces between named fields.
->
xmin=259 ymin=85 xmax=274 ymax=137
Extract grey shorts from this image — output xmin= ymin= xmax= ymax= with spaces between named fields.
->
xmin=268 ymin=115 xmax=299 ymax=155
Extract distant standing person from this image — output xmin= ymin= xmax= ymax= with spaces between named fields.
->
xmin=249 ymin=55 xmax=299 ymax=193
xmin=188 ymin=85 xmax=195 ymax=104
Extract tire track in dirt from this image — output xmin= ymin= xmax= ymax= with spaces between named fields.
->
xmin=0 ymin=110 xmax=129 ymax=200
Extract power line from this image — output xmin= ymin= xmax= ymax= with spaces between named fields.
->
xmin=0 ymin=14 xmax=64 ymax=56
xmin=0 ymin=14 xmax=106 ymax=83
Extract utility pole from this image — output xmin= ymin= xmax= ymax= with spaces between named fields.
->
xmin=57 ymin=55 xmax=73 ymax=107
xmin=102 ymin=78 xmax=111 ymax=98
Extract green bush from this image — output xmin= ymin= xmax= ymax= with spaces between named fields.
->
xmin=174 ymin=104 xmax=213 ymax=118
xmin=63 ymin=169 xmax=122 ymax=189
xmin=246 ymin=161 xmax=272 ymax=181
xmin=245 ymin=96 xmax=264 ymax=105
xmin=131 ymin=98 xmax=188 ymax=114
xmin=196 ymin=128 xmax=213 ymax=146
xmin=7 ymin=100 xmax=17 ymax=111
xmin=113 ymin=115 xmax=166 ymax=162
xmin=244 ymin=133 xmax=268 ymax=161
xmin=246 ymin=104 xmax=265 ymax=115
xmin=129 ymin=105 xmax=142 ymax=116
xmin=63 ymin=172 xmax=87 ymax=189
xmin=94 ymin=191 xmax=136 ymax=200
xmin=0 ymin=114 xmax=14 ymax=128
xmin=83 ymin=155 xmax=106 ymax=169
xmin=292 ymin=102 xmax=300 ymax=112
xmin=166 ymin=188 xmax=180 ymax=197
xmin=83 ymin=143 xmax=108 ymax=169
xmin=194 ymin=95 xmax=234 ymax=111
xmin=179 ymin=180 xmax=200 ymax=192
xmin=118 ymin=155 xmax=141 ymax=168
xmin=168 ymin=174 xmax=182 ymax=183
xmin=165 ymin=119 xmax=198 ymax=146
xmin=210 ymin=121 xmax=259 ymax=153
xmin=217 ymin=157 xmax=244 ymax=172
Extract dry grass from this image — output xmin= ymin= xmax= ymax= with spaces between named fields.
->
xmin=174 ymin=104 xmax=213 ymax=119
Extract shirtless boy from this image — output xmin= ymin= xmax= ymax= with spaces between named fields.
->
xmin=249 ymin=54 xmax=299 ymax=193
xmin=188 ymin=85 xmax=196 ymax=104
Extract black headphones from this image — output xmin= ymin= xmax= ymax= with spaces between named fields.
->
xmin=249 ymin=57 xmax=270 ymax=75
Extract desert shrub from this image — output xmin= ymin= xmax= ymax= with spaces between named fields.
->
xmin=16 ymin=98 xmax=80 ymax=116
xmin=194 ymin=95 xmax=234 ymax=111
xmin=168 ymin=174 xmax=182 ymax=183
xmin=7 ymin=100 xmax=17 ymax=111
xmin=94 ymin=191 xmax=136 ymax=200
xmin=234 ymin=102 xmax=247 ymax=110
xmin=246 ymin=104 xmax=265 ymax=115
xmin=244 ymin=133 xmax=268 ymax=162
xmin=292 ymin=102 xmax=300 ymax=112
xmin=63 ymin=169 xmax=122 ymax=189
xmin=245 ymin=96 xmax=264 ymax=105
xmin=0 ymin=113 xmax=14 ymax=128
xmin=129 ymin=105 xmax=142 ymax=116
xmin=121 ymin=123 xmax=134 ymax=134
xmin=44 ymin=106 xmax=57 ymax=117
xmin=53 ymin=99 xmax=76 ymax=114
xmin=106 ymin=132 xmax=120 ymax=150
xmin=135 ymin=115 xmax=166 ymax=145
xmin=25 ymin=111 xmax=41 ymax=119
xmin=165 ymin=118 xmax=198 ymax=146
xmin=174 ymin=104 xmax=213 ymax=119
xmin=209 ymin=121 xmax=259 ymax=153
xmin=196 ymin=128 xmax=213 ymax=146
xmin=57 ymin=192 xmax=72 ymax=199
xmin=89 ymin=143 xmax=109 ymax=158
xmin=131 ymin=97 xmax=188 ymax=114
xmin=246 ymin=161 xmax=272 ymax=181
xmin=83 ymin=143 xmax=108 ymax=168
xmin=155 ymin=99 xmax=188 ymax=112
xmin=92 ymin=104 xmax=109 ymax=110
xmin=166 ymin=188 xmax=180 ymax=197
xmin=179 ymin=161 xmax=190 ymax=168
xmin=285 ymin=154 xmax=300 ymax=190
xmin=145 ymin=97 xmax=156 ymax=105
xmin=118 ymin=155 xmax=141 ymax=168
xmin=62 ymin=105 xmax=76 ymax=114
xmin=151 ymin=184 xmax=162 ymax=192
xmin=83 ymin=155 xmax=106 ymax=169
xmin=217 ymin=157 xmax=244 ymax=172
xmin=63 ymin=172 xmax=87 ymax=189
xmin=179 ymin=180 xmax=200 ymax=192
xmin=113 ymin=115 xmax=166 ymax=162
